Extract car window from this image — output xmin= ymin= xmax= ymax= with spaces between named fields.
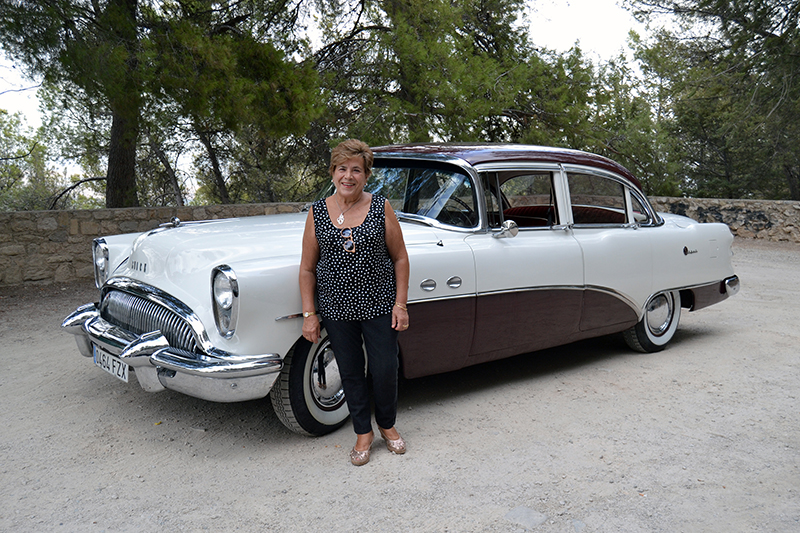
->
xmin=480 ymin=171 xmax=558 ymax=229
xmin=369 ymin=164 xmax=478 ymax=228
xmin=567 ymin=172 xmax=627 ymax=225
xmin=500 ymin=172 xmax=558 ymax=228
xmin=630 ymin=192 xmax=652 ymax=224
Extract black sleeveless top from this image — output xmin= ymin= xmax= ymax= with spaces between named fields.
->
xmin=312 ymin=194 xmax=396 ymax=321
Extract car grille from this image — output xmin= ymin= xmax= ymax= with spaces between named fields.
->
xmin=100 ymin=290 xmax=199 ymax=354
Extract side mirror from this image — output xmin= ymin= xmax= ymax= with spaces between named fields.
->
xmin=493 ymin=219 xmax=519 ymax=239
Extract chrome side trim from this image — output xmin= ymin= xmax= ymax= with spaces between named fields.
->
xmin=275 ymin=312 xmax=303 ymax=321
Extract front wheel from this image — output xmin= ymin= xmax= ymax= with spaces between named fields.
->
xmin=270 ymin=333 xmax=349 ymax=436
xmin=623 ymin=290 xmax=681 ymax=353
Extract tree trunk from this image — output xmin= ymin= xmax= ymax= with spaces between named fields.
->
xmin=106 ymin=110 xmax=140 ymax=208
xmin=197 ymin=130 xmax=231 ymax=204
xmin=104 ymin=0 xmax=141 ymax=208
xmin=148 ymin=135 xmax=184 ymax=206
xmin=785 ymin=164 xmax=800 ymax=201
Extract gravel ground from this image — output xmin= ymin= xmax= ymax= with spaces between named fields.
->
xmin=1 ymin=238 xmax=798 ymax=532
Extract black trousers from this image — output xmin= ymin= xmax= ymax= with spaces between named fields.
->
xmin=324 ymin=314 xmax=399 ymax=435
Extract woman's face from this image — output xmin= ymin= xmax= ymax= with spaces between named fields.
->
xmin=332 ymin=157 xmax=369 ymax=200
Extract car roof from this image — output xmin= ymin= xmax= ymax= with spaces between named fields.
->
xmin=372 ymin=143 xmax=643 ymax=191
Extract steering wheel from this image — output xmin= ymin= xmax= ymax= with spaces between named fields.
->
xmin=442 ymin=197 xmax=476 ymax=227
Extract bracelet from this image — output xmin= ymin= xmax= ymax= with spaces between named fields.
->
xmin=303 ymin=311 xmax=317 ymax=318
xmin=394 ymin=302 xmax=407 ymax=311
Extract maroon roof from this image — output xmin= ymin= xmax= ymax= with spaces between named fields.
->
xmin=372 ymin=143 xmax=642 ymax=191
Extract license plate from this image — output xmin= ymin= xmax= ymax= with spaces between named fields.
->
xmin=93 ymin=346 xmax=129 ymax=383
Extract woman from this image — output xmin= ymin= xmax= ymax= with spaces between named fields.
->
xmin=299 ymin=139 xmax=410 ymax=466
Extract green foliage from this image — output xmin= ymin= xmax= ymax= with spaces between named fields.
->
xmin=0 ymin=110 xmax=85 ymax=210
xmin=626 ymin=0 xmax=800 ymax=199
xmin=3 ymin=0 xmax=797 ymax=208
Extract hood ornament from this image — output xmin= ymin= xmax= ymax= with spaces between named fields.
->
xmin=159 ymin=216 xmax=181 ymax=228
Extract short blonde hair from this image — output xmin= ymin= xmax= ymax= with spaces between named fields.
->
xmin=329 ymin=139 xmax=374 ymax=177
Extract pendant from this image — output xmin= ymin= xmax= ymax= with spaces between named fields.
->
xmin=337 ymin=213 xmax=345 ymax=225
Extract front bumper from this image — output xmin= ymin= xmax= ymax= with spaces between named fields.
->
xmin=62 ymin=303 xmax=282 ymax=402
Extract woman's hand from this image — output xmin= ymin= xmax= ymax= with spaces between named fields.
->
xmin=302 ymin=314 xmax=321 ymax=343
xmin=392 ymin=305 xmax=409 ymax=331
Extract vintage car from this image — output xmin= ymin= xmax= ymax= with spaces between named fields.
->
xmin=63 ymin=144 xmax=740 ymax=435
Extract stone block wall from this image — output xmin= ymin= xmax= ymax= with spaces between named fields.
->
xmin=649 ymin=197 xmax=800 ymax=243
xmin=1 ymin=198 xmax=798 ymax=286
xmin=0 ymin=203 xmax=304 ymax=286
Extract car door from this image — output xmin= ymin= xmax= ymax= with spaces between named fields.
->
xmin=387 ymin=166 xmax=480 ymax=378
xmin=563 ymin=167 xmax=653 ymax=334
xmin=465 ymin=165 xmax=585 ymax=364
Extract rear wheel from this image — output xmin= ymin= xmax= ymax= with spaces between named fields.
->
xmin=623 ymin=290 xmax=681 ymax=353
xmin=270 ymin=333 xmax=349 ymax=436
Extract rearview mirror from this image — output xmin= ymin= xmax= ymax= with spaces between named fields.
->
xmin=493 ymin=219 xmax=519 ymax=239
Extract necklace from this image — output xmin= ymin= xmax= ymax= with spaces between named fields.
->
xmin=333 ymin=193 xmax=362 ymax=225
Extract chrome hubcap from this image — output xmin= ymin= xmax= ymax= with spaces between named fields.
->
xmin=310 ymin=343 xmax=345 ymax=411
xmin=646 ymin=293 xmax=673 ymax=336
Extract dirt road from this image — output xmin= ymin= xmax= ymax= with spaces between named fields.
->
xmin=1 ymin=238 xmax=798 ymax=532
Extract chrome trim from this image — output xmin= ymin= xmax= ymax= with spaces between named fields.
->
xmin=120 ymin=331 xmax=170 ymax=360
xmin=159 ymin=216 xmax=181 ymax=228
xmin=407 ymin=293 xmax=476 ymax=305
xmin=473 ymin=162 xmax=563 ymax=172
xmin=211 ymin=265 xmax=240 ymax=338
xmin=101 ymin=277 xmax=214 ymax=353
xmin=101 ymin=289 xmax=198 ymax=353
xmin=62 ymin=304 xmax=283 ymax=401
xmin=725 ymin=275 xmax=740 ymax=297
xmin=155 ymin=368 xmax=279 ymax=403
xmin=420 ymin=279 xmax=437 ymax=291
xmin=152 ymin=351 xmax=281 ymax=378
xmin=62 ymin=303 xmax=99 ymax=334
xmin=561 ymin=163 xmax=662 ymax=228
xmin=62 ymin=303 xmax=99 ymax=357
xmin=396 ymin=210 xmax=480 ymax=234
xmin=92 ymin=238 xmax=109 ymax=289
xmin=372 ymin=153 xmax=484 ymax=232
xmin=86 ymin=315 xmax=282 ymax=377
xmin=275 ymin=312 xmax=303 ymax=321
xmin=84 ymin=314 xmax=141 ymax=356
xmin=446 ymin=276 xmax=463 ymax=289
xmin=492 ymin=219 xmax=519 ymax=239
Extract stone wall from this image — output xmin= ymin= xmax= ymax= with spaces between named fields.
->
xmin=0 ymin=203 xmax=304 ymax=286
xmin=1 ymin=198 xmax=798 ymax=286
xmin=649 ymin=197 xmax=800 ymax=243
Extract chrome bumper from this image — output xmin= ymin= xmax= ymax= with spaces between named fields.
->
xmin=62 ymin=303 xmax=282 ymax=403
xmin=724 ymin=275 xmax=740 ymax=297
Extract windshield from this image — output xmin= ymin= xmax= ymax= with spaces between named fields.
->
xmin=317 ymin=161 xmax=478 ymax=228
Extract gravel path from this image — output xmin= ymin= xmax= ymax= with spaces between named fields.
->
xmin=1 ymin=238 xmax=798 ymax=532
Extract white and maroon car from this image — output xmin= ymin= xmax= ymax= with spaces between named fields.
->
xmin=63 ymin=144 xmax=740 ymax=435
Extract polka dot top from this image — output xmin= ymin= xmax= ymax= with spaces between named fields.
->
xmin=312 ymin=194 xmax=396 ymax=321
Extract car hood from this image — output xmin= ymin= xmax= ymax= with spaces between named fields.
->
xmin=120 ymin=212 xmax=443 ymax=286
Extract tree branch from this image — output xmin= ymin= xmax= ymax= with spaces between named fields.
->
xmin=49 ymin=176 xmax=105 ymax=210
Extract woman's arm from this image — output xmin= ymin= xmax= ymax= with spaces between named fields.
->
xmin=385 ymin=200 xmax=410 ymax=330
xmin=299 ymin=208 xmax=322 ymax=343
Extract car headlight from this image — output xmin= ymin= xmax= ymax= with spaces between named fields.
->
xmin=92 ymin=238 xmax=109 ymax=289
xmin=211 ymin=265 xmax=239 ymax=337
